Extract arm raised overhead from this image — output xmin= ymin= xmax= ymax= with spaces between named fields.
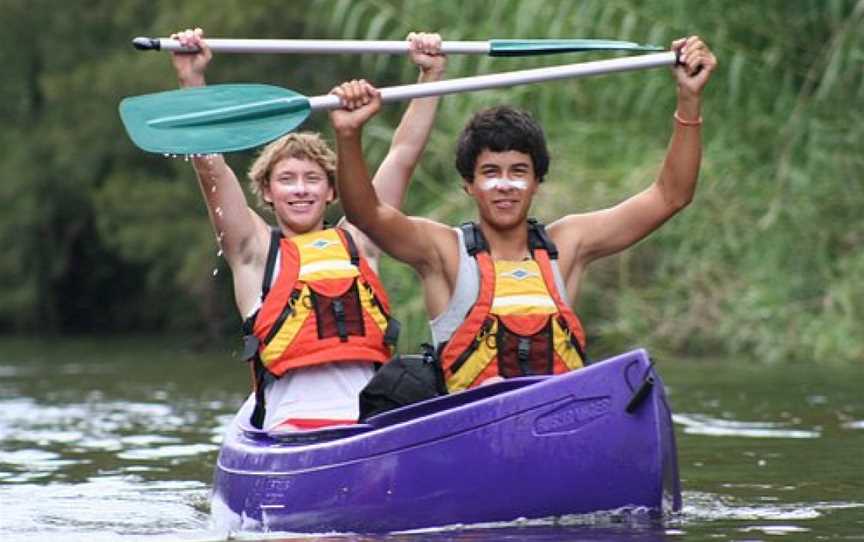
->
xmin=329 ymin=80 xmax=453 ymax=278
xmin=551 ymin=35 xmax=717 ymax=266
xmin=170 ymin=28 xmax=270 ymax=314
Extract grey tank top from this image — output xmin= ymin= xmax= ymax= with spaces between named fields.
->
xmin=429 ymin=227 xmax=570 ymax=348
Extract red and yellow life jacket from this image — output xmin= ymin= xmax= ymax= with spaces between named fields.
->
xmin=242 ymin=227 xmax=399 ymax=428
xmin=439 ymin=220 xmax=587 ymax=392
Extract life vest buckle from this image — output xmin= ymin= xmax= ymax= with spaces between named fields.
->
xmin=383 ymin=317 xmax=401 ymax=347
xmin=332 ymin=299 xmax=348 ymax=341
xmin=242 ymin=334 xmax=260 ymax=362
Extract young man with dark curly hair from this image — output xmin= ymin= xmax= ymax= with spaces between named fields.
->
xmin=330 ymin=36 xmax=717 ymax=391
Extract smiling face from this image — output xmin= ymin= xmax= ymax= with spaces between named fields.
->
xmin=464 ymin=149 xmax=539 ymax=231
xmin=263 ymin=157 xmax=335 ymax=234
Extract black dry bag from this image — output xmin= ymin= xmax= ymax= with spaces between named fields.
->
xmin=358 ymin=345 xmax=447 ymax=421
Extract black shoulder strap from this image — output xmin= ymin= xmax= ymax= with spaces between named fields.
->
xmin=527 ymin=218 xmax=558 ymax=260
xmin=241 ymin=228 xmax=283 ymax=418
xmin=339 ymin=227 xmax=361 ymax=267
xmin=261 ymin=227 xmax=283 ymax=299
xmin=459 ymin=221 xmax=488 ymax=256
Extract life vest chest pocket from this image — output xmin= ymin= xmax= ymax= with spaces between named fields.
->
xmin=496 ymin=317 xmax=553 ymax=378
xmin=310 ymin=280 xmax=365 ymax=342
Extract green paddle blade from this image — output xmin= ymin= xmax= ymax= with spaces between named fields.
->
xmin=489 ymin=39 xmax=664 ymax=57
xmin=119 ymin=84 xmax=311 ymax=154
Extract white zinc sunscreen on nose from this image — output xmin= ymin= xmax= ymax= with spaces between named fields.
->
xmin=479 ymin=178 xmax=528 ymax=191
xmin=286 ymin=179 xmax=308 ymax=195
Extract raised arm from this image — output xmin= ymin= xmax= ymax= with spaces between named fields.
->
xmin=171 ymin=28 xmax=269 ymax=314
xmin=550 ymin=35 xmax=717 ymax=264
xmin=171 ymin=28 xmax=269 ymax=268
xmin=371 ymin=32 xmax=446 ymax=209
xmin=329 ymin=81 xmax=451 ymax=276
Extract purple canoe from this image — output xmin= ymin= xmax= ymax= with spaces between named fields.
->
xmin=211 ymin=348 xmax=681 ymax=533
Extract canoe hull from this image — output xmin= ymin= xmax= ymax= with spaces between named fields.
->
xmin=212 ymin=348 xmax=681 ymax=533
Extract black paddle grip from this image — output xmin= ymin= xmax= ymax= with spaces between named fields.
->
xmin=132 ymin=37 xmax=160 ymax=51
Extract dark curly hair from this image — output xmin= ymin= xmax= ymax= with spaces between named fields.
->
xmin=455 ymin=106 xmax=550 ymax=183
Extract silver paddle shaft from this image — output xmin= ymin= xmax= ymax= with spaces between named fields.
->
xmin=135 ymin=37 xmax=490 ymax=54
xmin=307 ymin=51 xmax=677 ymax=110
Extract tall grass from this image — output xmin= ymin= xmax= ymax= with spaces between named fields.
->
xmin=0 ymin=1 xmax=859 ymax=363
xmin=306 ymin=0 xmax=864 ymax=363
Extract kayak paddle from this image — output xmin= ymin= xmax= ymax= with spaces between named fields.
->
xmin=119 ymin=51 xmax=677 ymax=155
xmin=132 ymin=37 xmax=664 ymax=56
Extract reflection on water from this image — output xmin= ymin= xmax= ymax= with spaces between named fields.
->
xmin=0 ymin=337 xmax=862 ymax=541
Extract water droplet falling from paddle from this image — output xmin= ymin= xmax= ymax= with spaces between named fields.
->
xmin=211 ymin=268 xmax=219 ymax=277
xmin=216 ymin=249 xmax=224 ymax=258
xmin=215 ymin=207 xmax=224 ymax=217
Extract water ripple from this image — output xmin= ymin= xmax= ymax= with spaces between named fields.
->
xmin=0 ymin=477 xmax=214 ymax=541
xmin=673 ymin=413 xmax=821 ymax=438
xmin=118 ymin=444 xmax=220 ymax=461
xmin=681 ymin=491 xmax=864 ymax=522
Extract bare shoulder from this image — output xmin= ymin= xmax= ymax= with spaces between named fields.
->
xmin=547 ymin=208 xmax=618 ymax=266
xmin=339 ymin=219 xmax=381 ymax=263
xmin=547 ymin=213 xmax=592 ymax=261
xmin=389 ymin=215 xmax=458 ymax=278
xmin=221 ymin=207 xmax=271 ymax=267
xmin=226 ymin=212 xmax=276 ymax=316
xmin=412 ymin=219 xmax=461 ymax=309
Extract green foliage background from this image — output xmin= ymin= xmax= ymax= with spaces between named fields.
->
xmin=0 ymin=0 xmax=861 ymax=363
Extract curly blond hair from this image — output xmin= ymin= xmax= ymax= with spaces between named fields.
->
xmin=247 ymin=132 xmax=337 ymax=209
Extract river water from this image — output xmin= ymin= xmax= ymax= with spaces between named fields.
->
xmin=0 ymin=336 xmax=861 ymax=541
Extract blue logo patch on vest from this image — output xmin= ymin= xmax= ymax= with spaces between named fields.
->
xmin=502 ymin=268 xmax=538 ymax=281
xmin=307 ymin=238 xmax=337 ymax=250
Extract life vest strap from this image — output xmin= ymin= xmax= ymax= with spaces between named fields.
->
xmin=340 ymin=228 xmax=361 ymax=267
xmin=262 ymin=227 xmax=283 ymax=298
xmin=449 ymin=317 xmax=494 ymax=375
xmin=459 ymin=219 xmax=557 ymax=260
xmin=459 ymin=222 xmax=487 ymax=256
xmin=363 ymin=281 xmax=401 ymax=348
xmin=241 ymin=333 xmax=260 ymax=362
xmin=262 ymin=289 xmax=302 ymax=345
xmin=332 ymin=298 xmax=349 ymax=341
xmin=241 ymin=227 xmax=285 ymax=365
xmin=250 ymin=357 xmax=277 ymax=429
xmin=383 ymin=317 xmax=401 ymax=347
xmin=517 ymin=336 xmax=531 ymax=374
xmin=527 ymin=218 xmax=558 ymax=259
